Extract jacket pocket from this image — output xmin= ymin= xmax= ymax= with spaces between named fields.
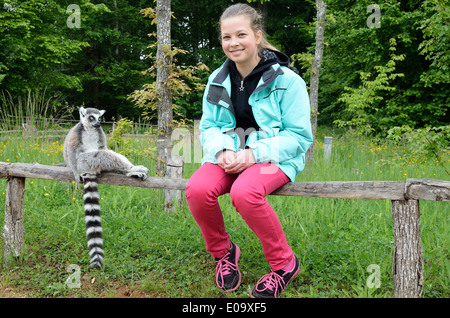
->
xmin=254 ymin=86 xmax=287 ymax=102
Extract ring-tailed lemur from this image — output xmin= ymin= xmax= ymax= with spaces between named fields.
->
xmin=63 ymin=107 xmax=149 ymax=269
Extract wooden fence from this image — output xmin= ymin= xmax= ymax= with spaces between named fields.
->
xmin=0 ymin=161 xmax=449 ymax=298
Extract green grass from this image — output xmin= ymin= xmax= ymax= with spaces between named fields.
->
xmin=0 ymin=129 xmax=448 ymax=298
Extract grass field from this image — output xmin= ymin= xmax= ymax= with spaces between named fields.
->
xmin=0 ymin=128 xmax=448 ymax=298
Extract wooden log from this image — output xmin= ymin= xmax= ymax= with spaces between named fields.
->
xmin=272 ymin=180 xmax=406 ymax=200
xmin=2 ymin=177 xmax=26 ymax=265
xmin=164 ymin=155 xmax=184 ymax=212
xmin=1 ymin=162 xmax=449 ymax=201
xmin=392 ymin=200 xmax=424 ymax=298
xmin=0 ymin=162 xmax=8 ymax=179
xmin=406 ymin=178 xmax=450 ymax=201
xmin=0 ymin=162 xmax=406 ymax=200
xmin=0 ymin=162 xmax=73 ymax=181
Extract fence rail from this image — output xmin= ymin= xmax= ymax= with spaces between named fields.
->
xmin=0 ymin=161 xmax=449 ymax=298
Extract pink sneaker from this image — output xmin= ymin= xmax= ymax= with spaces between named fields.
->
xmin=214 ymin=242 xmax=241 ymax=292
xmin=251 ymin=256 xmax=299 ymax=298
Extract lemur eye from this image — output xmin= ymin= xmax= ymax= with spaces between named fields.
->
xmin=89 ymin=116 xmax=95 ymax=121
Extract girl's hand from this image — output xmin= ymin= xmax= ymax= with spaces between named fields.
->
xmin=217 ymin=150 xmax=237 ymax=170
xmin=224 ymin=149 xmax=256 ymax=174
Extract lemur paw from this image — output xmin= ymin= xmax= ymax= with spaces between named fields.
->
xmin=127 ymin=165 xmax=149 ymax=180
xmin=74 ymin=174 xmax=83 ymax=183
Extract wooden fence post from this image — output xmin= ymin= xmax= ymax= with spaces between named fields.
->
xmin=164 ymin=155 xmax=184 ymax=212
xmin=2 ymin=177 xmax=26 ymax=265
xmin=391 ymin=199 xmax=424 ymax=298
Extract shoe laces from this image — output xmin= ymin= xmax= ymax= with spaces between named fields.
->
xmin=215 ymin=252 xmax=238 ymax=288
xmin=255 ymin=270 xmax=285 ymax=298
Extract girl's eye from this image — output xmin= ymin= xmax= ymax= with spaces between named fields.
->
xmin=222 ymin=36 xmax=230 ymax=41
xmin=239 ymin=33 xmax=246 ymax=37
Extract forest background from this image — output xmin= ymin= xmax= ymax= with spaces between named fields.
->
xmin=0 ymin=0 xmax=448 ymax=135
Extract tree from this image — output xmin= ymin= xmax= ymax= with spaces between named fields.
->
xmin=155 ymin=0 xmax=173 ymax=176
xmin=306 ymin=0 xmax=327 ymax=163
xmin=129 ymin=4 xmax=207 ymax=176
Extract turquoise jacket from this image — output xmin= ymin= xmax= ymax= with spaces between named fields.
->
xmin=200 ymin=59 xmax=313 ymax=182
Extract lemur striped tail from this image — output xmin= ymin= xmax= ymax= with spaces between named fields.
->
xmin=83 ymin=176 xmax=104 ymax=269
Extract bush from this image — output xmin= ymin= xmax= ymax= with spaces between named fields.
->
xmin=380 ymin=125 xmax=450 ymax=175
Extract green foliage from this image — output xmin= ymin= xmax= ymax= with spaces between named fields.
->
xmin=63 ymin=0 xmax=155 ymax=119
xmin=107 ymin=118 xmax=133 ymax=153
xmin=382 ymin=125 xmax=450 ymax=175
xmin=318 ymin=0 xmax=449 ymax=133
xmin=418 ymin=0 xmax=450 ymax=87
xmin=0 ymin=0 xmax=89 ymax=94
xmin=290 ymin=51 xmax=314 ymax=83
xmin=263 ymin=0 xmax=315 ymax=56
xmin=334 ymin=38 xmax=405 ymax=135
xmin=127 ymin=42 xmax=207 ymax=124
xmin=0 ymin=0 xmax=448 ymax=130
xmin=247 ymin=0 xmax=271 ymax=3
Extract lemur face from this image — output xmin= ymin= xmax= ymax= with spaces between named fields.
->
xmin=79 ymin=107 xmax=106 ymax=128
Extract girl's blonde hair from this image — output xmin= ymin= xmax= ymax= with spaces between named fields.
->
xmin=219 ymin=3 xmax=278 ymax=56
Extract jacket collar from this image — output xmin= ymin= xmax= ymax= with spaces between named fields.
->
xmin=212 ymin=57 xmax=284 ymax=93
xmin=212 ymin=58 xmax=233 ymax=85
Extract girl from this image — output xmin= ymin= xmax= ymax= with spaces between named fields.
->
xmin=185 ymin=3 xmax=313 ymax=298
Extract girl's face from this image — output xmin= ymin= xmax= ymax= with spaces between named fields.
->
xmin=220 ymin=15 xmax=262 ymax=71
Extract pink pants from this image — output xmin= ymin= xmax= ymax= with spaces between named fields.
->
xmin=185 ymin=163 xmax=293 ymax=271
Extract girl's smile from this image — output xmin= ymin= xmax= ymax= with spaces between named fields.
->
xmin=230 ymin=49 xmax=244 ymax=56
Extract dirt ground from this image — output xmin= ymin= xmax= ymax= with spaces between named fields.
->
xmin=0 ymin=287 xmax=27 ymax=298
xmin=0 ymin=284 xmax=150 ymax=298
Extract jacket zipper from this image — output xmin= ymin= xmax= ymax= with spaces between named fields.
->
xmin=239 ymin=80 xmax=245 ymax=92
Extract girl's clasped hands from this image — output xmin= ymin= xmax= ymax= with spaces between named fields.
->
xmin=216 ymin=149 xmax=256 ymax=174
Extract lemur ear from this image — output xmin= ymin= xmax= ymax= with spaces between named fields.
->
xmin=80 ymin=107 xmax=86 ymax=117
xmin=99 ymin=110 xmax=106 ymax=117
